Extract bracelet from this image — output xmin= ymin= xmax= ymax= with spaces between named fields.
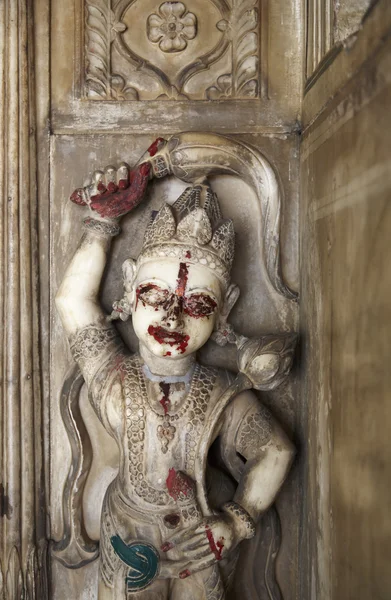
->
xmin=83 ymin=217 xmax=121 ymax=237
xmin=222 ymin=502 xmax=256 ymax=539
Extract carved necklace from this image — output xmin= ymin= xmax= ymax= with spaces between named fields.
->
xmin=142 ymin=365 xmax=199 ymax=454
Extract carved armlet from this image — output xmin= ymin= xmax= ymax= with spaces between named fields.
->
xmin=83 ymin=216 xmax=121 ymax=237
xmin=222 ymin=501 xmax=256 ymax=539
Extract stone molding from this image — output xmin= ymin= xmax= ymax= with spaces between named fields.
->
xmin=0 ymin=0 xmax=48 ymax=597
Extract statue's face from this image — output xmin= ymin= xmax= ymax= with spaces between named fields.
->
xmin=130 ymin=258 xmax=223 ymax=359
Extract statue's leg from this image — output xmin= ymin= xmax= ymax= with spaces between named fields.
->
xmin=170 ymin=566 xmax=225 ymax=600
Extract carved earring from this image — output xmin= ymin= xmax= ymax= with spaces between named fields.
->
xmin=108 ymin=258 xmax=137 ymax=322
xmin=212 ymin=283 xmax=240 ymax=347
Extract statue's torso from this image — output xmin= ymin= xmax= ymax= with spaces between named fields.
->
xmin=90 ymin=353 xmax=231 ymax=512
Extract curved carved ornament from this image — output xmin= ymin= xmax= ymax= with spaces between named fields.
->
xmin=84 ymin=0 xmax=260 ymax=100
xmin=155 ymin=132 xmax=298 ymax=300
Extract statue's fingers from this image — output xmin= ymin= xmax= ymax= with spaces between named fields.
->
xmin=183 ymin=555 xmax=217 ymax=576
xmin=158 ymin=558 xmax=191 ymax=579
xmin=169 ymin=532 xmax=206 ymax=553
xmin=104 ymin=165 xmax=118 ymax=193
xmin=164 ymin=524 xmax=199 ymax=547
xmin=117 ymin=162 xmax=130 ymax=189
xmin=183 ymin=546 xmax=211 ymax=561
xmin=90 ymin=170 xmax=106 ymax=196
xmin=70 ymin=187 xmax=87 ymax=206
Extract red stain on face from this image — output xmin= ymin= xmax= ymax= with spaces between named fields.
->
xmin=148 ymin=325 xmax=190 ymax=353
xmin=183 ymin=293 xmax=217 ymax=318
xmin=175 ymin=263 xmax=188 ymax=298
xmin=185 ymin=250 xmax=191 ymax=259
xmin=159 ymin=382 xmax=170 ymax=414
xmin=166 ymin=468 xmax=195 ymax=501
xmin=205 ymin=525 xmax=224 ymax=561
xmin=135 ymin=283 xmax=169 ymax=310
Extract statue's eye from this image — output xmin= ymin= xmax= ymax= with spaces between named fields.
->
xmin=184 ymin=294 xmax=217 ymax=318
xmin=136 ymin=284 xmax=170 ymax=307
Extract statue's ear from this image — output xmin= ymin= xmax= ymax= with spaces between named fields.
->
xmin=220 ymin=283 xmax=240 ymax=321
xmin=122 ymin=258 xmax=137 ymax=293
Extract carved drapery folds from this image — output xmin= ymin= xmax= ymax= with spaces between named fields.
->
xmin=0 ymin=0 xmax=47 ymax=597
xmin=84 ymin=0 xmax=260 ymax=100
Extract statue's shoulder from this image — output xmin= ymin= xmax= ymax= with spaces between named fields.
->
xmin=196 ymin=363 xmax=234 ymax=403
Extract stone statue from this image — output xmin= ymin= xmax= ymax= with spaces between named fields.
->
xmin=55 ymin=135 xmax=296 ymax=599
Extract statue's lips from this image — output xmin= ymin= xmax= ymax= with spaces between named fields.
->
xmin=147 ymin=325 xmax=189 ymax=350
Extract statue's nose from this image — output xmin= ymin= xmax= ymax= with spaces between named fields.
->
xmin=162 ymin=295 xmax=184 ymax=330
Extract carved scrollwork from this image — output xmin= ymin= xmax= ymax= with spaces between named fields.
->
xmin=85 ymin=0 xmax=139 ymax=99
xmin=83 ymin=0 xmax=261 ymax=100
xmin=206 ymin=0 xmax=259 ymax=99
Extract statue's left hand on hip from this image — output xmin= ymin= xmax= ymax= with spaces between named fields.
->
xmin=160 ymin=513 xmax=243 ymax=579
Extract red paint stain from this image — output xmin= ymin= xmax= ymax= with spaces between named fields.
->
xmin=159 ymin=382 xmax=170 ymax=414
xmin=135 ymin=283 xmax=161 ymax=311
xmin=70 ymin=188 xmax=87 ymax=206
xmin=147 ymin=137 xmax=165 ymax=157
xmin=164 ymin=351 xmax=172 ymax=357
xmin=205 ymin=525 xmax=224 ymax=561
xmin=184 ymin=294 xmax=217 ymax=319
xmin=161 ymin=541 xmax=174 ymax=552
xmin=175 ymin=263 xmax=188 ymax=298
xmin=166 ymin=469 xmax=195 ymax=501
xmin=148 ymin=325 xmax=189 ymax=354
xmin=185 ymin=250 xmax=191 ymax=258
xmin=179 ymin=569 xmax=191 ymax=579
xmin=163 ymin=513 xmax=180 ymax=528
xmin=88 ymin=163 xmax=151 ymax=219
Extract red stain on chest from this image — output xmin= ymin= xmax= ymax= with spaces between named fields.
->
xmin=166 ymin=468 xmax=195 ymax=501
xmin=159 ymin=382 xmax=170 ymax=414
xmin=205 ymin=525 xmax=224 ymax=561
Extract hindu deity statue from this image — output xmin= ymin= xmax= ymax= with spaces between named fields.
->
xmin=55 ymin=135 xmax=296 ymax=599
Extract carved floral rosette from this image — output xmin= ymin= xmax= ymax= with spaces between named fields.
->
xmin=84 ymin=0 xmax=260 ymax=100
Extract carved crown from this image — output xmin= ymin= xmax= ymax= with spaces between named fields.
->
xmin=137 ymin=182 xmax=235 ymax=286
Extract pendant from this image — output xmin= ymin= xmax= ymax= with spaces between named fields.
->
xmin=157 ymin=419 xmax=176 ymax=454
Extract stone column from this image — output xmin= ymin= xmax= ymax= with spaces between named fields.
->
xmin=0 ymin=1 xmax=48 ymax=597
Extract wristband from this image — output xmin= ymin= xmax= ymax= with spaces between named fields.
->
xmin=222 ymin=501 xmax=256 ymax=539
xmin=83 ymin=217 xmax=121 ymax=238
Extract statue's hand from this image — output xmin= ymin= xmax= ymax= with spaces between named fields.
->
xmin=160 ymin=513 xmax=243 ymax=579
xmin=70 ymin=162 xmax=151 ymax=220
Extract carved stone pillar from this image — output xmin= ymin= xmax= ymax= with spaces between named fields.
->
xmin=0 ymin=1 xmax=48 ymax=596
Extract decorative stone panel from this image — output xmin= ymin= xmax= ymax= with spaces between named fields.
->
xmin=84 ymin=0 xmax=260 ymax=100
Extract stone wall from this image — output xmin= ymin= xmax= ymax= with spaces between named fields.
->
xmin=300 ymin=1 xmax=391 ymax=598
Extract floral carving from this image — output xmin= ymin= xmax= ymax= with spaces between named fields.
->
xmin=147 ymin=2 xmax=197 ymax=53
xmin=206 ymin=74 xmax=232 ymax=100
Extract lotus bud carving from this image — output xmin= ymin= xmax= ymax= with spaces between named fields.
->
xmin=237 ymin=334 xmax=297 ymax=390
